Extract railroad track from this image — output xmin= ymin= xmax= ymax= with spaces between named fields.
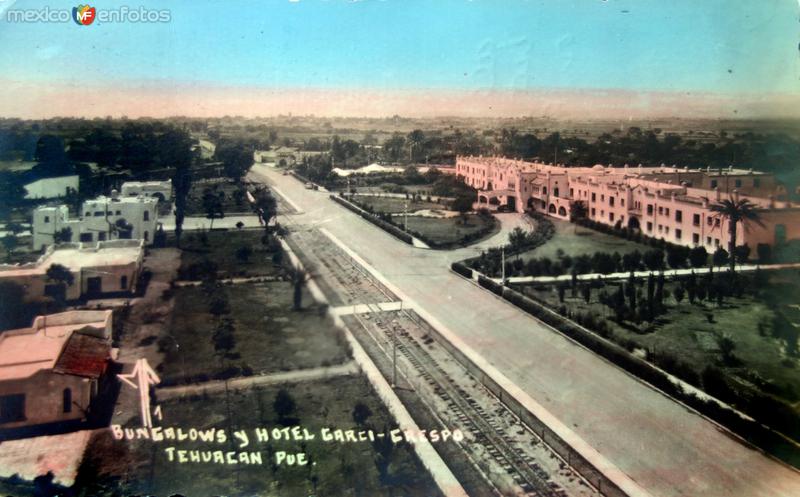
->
xmin=363 ymin=311 xmax=566 ymax=497
xmin=289 ymin=228 xmax=397 ymax=305
xmin=283 ymin=223 xmax=583 ymax=496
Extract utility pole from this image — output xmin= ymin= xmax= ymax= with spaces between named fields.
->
xmin=501 ymin=245 xmax=506 ymax=285
xmin=391 ymin=321 xmax=398 ymax=388
xmin=404 ymin=202 xmax=408 ymax=232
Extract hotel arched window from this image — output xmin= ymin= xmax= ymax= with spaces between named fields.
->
xmin=63 ymin=388 xmax=72 ymax=413
xmin=120 ymin=275 xmax=128 ymax=290
xmin=143 ymin=210 xmax=150 ymax=221
xmin=554 ymin=187 xmax=560 ymax=197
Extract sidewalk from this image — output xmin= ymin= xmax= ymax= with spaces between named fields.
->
xmin=157 ymin=361 xmax=359 ymax=400
xmin=161 ymin=215 xmax=263 ymax=231
xmin=504 ymin=261 xmax=800 ymax=284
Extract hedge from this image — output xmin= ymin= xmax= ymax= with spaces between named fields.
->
xmin=477 ymin=275 xmax=504 ymax=296
xmin=454 ymin=268 xmax=800 ymax=467
xmin=330 ymin=195 xmax=414 ymax=245
xmin=451 ymin=262 xmax=473 ymax=279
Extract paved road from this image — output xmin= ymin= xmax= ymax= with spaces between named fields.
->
xmin=249 ymin=164 xmax=800 ymax=497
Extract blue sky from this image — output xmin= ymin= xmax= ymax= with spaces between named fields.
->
xmin=0 ymin=0 xmax=798 ymax=117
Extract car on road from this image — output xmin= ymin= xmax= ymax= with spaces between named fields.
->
xmin=304 ymin=182 xmax=314 ymax=189
xmin=496 ymin=205 xmax=512 ymax=213
xmin=282 ymin=170 xmax=289 ymax=176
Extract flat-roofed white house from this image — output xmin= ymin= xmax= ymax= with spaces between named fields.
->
xmin=0 ymin=310 xmax=113 ymax=432
xmin=23 ymin=175 xmax=80 ymax=200
xmin=0 ymin=240 xmax=144 ymax=302
xmin=32 ymin=190 xmax=159 ymax=250
xmin=121 ymin=179 xmax=172 ymax=202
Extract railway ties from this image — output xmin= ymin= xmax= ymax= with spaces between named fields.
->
xmin=384 ymin=324 xmax=560 ymax=496
xmin=292 ymin=232 xmax=576 ymax=497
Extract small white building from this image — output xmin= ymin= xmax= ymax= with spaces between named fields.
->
xmin=121 ymin=179 xmax=172 ymax=202
xmin=32 ymin=191 xmax=159 ymax=250
xmin=255 ymin=146 xmax=299 ymax=165
xmin=23 ymin=175 xmax=80 ymax=200
xmin=0 ymin=240 xmax=144 ymax=302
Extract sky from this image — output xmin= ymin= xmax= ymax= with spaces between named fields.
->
xmin=0 ymin=0 xmax=798 ymax=118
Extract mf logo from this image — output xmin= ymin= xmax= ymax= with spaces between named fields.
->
xmin=72 ymin=4 xmax=96 ymax=25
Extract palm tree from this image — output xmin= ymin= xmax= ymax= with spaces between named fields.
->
xmin=406 ymin=129 xmax=425 ymax=162
xmin=710 ymin=197 xmax=764 ymax=274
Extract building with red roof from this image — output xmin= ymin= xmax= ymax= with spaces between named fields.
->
xmin=0 ymin=310 xmax=113 ymax=433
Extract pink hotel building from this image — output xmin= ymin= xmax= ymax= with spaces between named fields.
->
xmin=454 ymin=156 xmax=799 ymax=251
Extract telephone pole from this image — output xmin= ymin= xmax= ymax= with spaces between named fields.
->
xmin=501 ymin=246 xmax=506 ymax=284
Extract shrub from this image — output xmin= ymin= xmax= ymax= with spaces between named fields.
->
xmin=451 ymin=262 xmax=473 ymax=279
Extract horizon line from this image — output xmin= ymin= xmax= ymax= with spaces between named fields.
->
xmin=2 ymin=80 xmax=799 ymax=121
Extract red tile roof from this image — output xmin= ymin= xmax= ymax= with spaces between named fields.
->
xmin=53 ymin=332 xmax=110 ymax=379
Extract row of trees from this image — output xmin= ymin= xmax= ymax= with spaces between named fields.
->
xmin=496 ymin=126 xmax=800 ymax=179
xmin=516 ymin=244 xmax=743 ymax=279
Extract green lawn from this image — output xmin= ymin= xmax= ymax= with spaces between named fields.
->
xmin=520 ymin=217 xmax=649 ymax=262
xmin=175 ymin=229 xmax=286 ymax=280
xmin=353 ymin=195 xmax=444 ymax=214
xmin=405 ymin=214 xmax=498 ymax=247
xmin=160 ymin=281 xmax=350 ymax=383
xmin=76 ymin=376 xmax=440 ymax=497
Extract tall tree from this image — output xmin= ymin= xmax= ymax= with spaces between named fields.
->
xmin=407 ymin=129 xmax=425 ymax=162
xmin=710 ymin=197 xmax=764 ymax=274
xmin=162 ymin=128 xmax=195 ymax=247
xmin=450 ymin=194 xmax=473 ymax=225
xmin=215 ymin=141 xmax=254 ymax=180
xmin=508 ymin=227 xmax=528 ymax=259
xmin=202 ymin=188 xmax=225 ymax=230
xmin=46 ymin=263 xmax=74 ymax=305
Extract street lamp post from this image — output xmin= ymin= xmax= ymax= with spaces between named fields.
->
xmin=391 ymin=319 xmax=398 ymax=388
xmin=501 ymin=245 xmax=506 ymax=285
xmin=404 ymin=202 xmax=408 ymax=232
